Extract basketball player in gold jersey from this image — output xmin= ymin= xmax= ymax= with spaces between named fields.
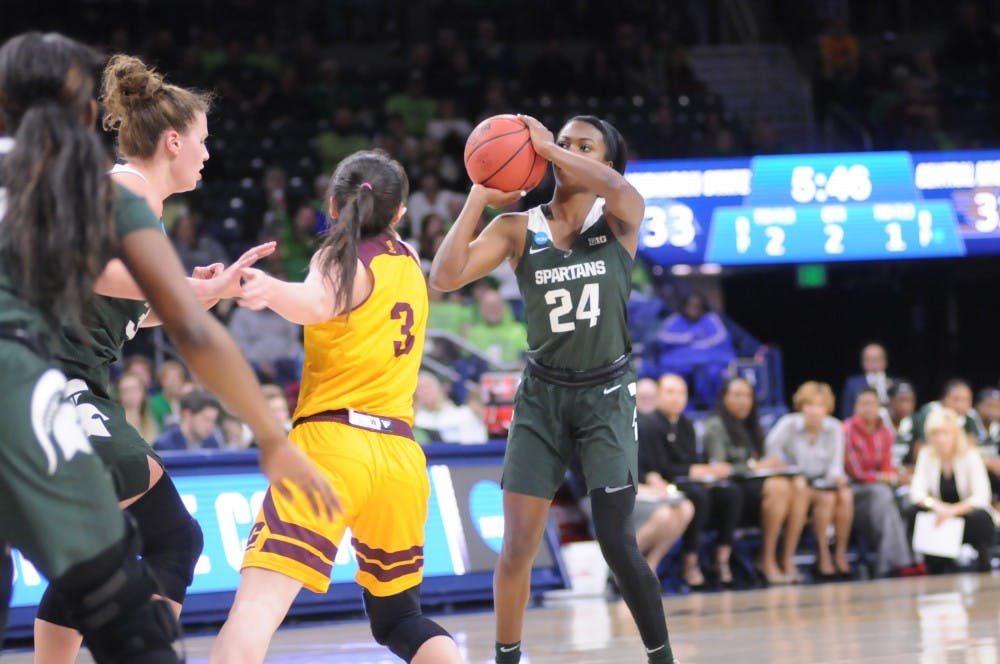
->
xmin=210 ymin=151 xmax=461 ymax=664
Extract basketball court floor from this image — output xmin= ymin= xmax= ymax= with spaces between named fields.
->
xmin=4 ymin=573 xmax=998 ymax=662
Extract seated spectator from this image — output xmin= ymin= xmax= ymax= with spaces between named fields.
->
xmin=703 ymin=377 xmax=810 ymax=585
xmin=218 ymin=411 xmax=253 ymax=450
xmin=766 ymin=381 xmax=853 ymax=580
xmin=228 ymin=304 xmax=304 ymax=386
xmin=262 ymin=383 xmax=293 ymax=434
xmin=115 ymin=370 xmax=159 ymax=442
xmin=972 ymin=387 xmax=1000 ymax=506
xmin=314 ymin=106 xmax=369 ymax=173
xmin=153 ymin=391 xmax=223 ymax=451
xmin=414 ymin=372 xmax=488 ymax=445
xmin=122 ymin=354 xmax=154 ymax=391
xmin=887 ymin=380 xmax=917 ymax=452
xmin=635 ymin=377 xmax=658 ymax=416
xmin=406 ymin=172 xmax=463 ymax=240
xmin=840 ymin=342 xmax=894 ymax=419
xmin=466 ymin=288 xmax=528 ymax=365
xmin=427 ymin=287 xmax=475 ymax=337
xmin=417 ymin=213 xmax=448 ymax=274
xmin=169 ymin=210 xmax=229 ymax=275
xmin=651 ymin=292 xmax=736 ymax=409
xmin=148 ymin=360 xmax=189 ymax=430
xmin=910 ymin=379 xmax=979 ymax=463
xmin=908 ymin=408 xmax=999 ymax=573
xmin=843 ymin=388 xmax=917 ymax=577
xmin=279 ymin=203 xmax=323 ymax=282
xmin=639 ymin=374 xmax=743 ymax=589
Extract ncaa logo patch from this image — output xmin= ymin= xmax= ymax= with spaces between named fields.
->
xmin=533 ymin=231 xmax=550 ymax=246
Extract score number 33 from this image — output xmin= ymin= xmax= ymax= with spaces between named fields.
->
xmin=546 ymin=283 xmax=601 ymax=333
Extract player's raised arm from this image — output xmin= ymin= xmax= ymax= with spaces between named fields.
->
xmin=428 ymin=185 xmax=523 ymax=291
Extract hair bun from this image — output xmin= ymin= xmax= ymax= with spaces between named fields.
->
xmin=100 ymin=54 xmax=163 ymax=129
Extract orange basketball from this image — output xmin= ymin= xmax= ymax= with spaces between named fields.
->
xmin=464 ymin=114 xmax=548 ymax=193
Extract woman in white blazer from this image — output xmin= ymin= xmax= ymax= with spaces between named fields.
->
xmin=909 ymin=407 xmax=998 ymax=573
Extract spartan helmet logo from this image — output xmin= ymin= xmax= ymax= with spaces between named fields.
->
xmin=64 ymin=378 xmax=112 ymax=439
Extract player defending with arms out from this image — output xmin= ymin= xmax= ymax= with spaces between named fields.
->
xmin=210 ymin=151 xmax=461 ymax=664
xmin=0 ymin=32 xmax=336 ymax=663
xmin=431 ymin=115 xmax=677 ymax=663
xmin=33 ymin=53 xmax=279 ymax=663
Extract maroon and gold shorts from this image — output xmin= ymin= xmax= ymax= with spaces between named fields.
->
xmin=242 ymin=417 xmax=429 ymax=597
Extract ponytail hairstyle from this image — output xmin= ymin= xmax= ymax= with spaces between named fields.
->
xmin=101 ymin=54 xmax=212 ymax=159
xmin=0 ymin=32 xmax=115 ymax=331
xmin=565 ymin=115 xmax=628 ymax=174
xmin=318 ymin=150 xmax=408 ymax=315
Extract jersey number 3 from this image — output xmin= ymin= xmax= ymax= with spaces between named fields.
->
xmin=391 ymin=302 xmax=415 ymax=356
xmin=545 ymin=282 xmax=601 ymax=333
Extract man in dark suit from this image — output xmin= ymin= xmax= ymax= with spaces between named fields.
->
xmin=153 ymin=390 xmax=223 ymax=451
xmin=840 ymin=343 xmax=893 ymax=419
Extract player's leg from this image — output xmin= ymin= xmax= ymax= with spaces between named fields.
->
xmin=494 ymin=375 xmax=571 ymax=662
xmin=580 ymin=374 xmax=675 ymax=664
xmin=494 ymin=491 xmax=552 ymax=649
xmin=213 ymin=420 xmax=356 ymax=662
xmin=0 ymin=349 xmax=181 ymax=663
xmin=209 ymin=567 xmax=303 ymax=664
xmin=356 ymin=431 xmax=459 ymax=663
xmin=35 ymin=399 xmax=202 ymax=663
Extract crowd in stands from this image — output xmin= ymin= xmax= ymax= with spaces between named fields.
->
xmin=25 ymin=0 xmax=996 ymax=593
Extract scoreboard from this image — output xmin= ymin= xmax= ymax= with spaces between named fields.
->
xmin=629 ymin=149 xmax=1000 ymax=267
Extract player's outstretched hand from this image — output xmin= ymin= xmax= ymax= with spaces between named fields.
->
xmin=205 ymin=241 xmax=278 ymax=300
xmin=259 ymin=439 xmax=342 ymax=520
xmin=237 ymin=266 xmax=274 ymax=310
xmin=469 ymin=183 xmax=525 ymax=209
xmin=192 ymin=263 xmax=224 ymax=280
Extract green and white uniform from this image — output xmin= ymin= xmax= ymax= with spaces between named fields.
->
xmin=52 ymin=164 xmax=162 ymax=500
xmin=0 ymin=181 xmax=160 ymax=579
xmin=503 ymin=201 xmax=638 ymax=500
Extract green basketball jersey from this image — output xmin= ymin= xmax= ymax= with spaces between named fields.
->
xmin=0 ymin=177 xmax=157 ymax=357
xmin=514 ymin=202 xmax=633 ymax=371
xmin=51 ymin=184 xmax=160 ymax=396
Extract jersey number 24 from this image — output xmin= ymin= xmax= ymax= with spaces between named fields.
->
xmin=545 ymin=282 xmax=601 ymax=333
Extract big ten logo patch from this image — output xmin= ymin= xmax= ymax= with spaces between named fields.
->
xmin=587 ymin=234 xmax=608 ymax=247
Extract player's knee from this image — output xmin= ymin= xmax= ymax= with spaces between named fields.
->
xmin=364 ymin=588 xmax=452 ymax=663
xmin=48 ymin=515 xmax=182 ymax=664
xmin=499 ymin=531 xmax=541 ymax=568
xmin=128 ymin=475 xmax=204 ymax=602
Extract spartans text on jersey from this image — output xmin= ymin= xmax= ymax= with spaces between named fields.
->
xmin=534 ymin=260 xmax=607 ymax=285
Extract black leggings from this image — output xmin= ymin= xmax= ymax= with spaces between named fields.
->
xmin=590 ymin=486 xmax=670 ymax=652
xmin=906 ymin=505 xmax=996 ymax=573
xmin=676 ymin=482 xmax=743 ymax=553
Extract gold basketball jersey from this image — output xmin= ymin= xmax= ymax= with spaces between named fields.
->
xmin=294 ymin=233 xmax=427 ymax=425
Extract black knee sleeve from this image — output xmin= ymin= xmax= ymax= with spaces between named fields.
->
xmin=48 ymin=515 xmax=183 ymax=664
xmin=363 ymin=587 xmax=451 ymax=662
xmin=127 ymin=475 xmax=204 ymax=603
xmin=1 ymin=546 xmax=11 ymax=646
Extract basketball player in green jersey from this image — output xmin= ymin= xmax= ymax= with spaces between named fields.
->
xmin=0 ymin=32 xmax=337 ymax=662
xmin=32 ymin=53 xmax=277 ymax=662
xmin=431 ymin=115 xmax=677 ymax=664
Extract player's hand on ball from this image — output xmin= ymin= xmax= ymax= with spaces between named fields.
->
xmin=470 ymin=183 xmax=526 ymax=208
xmin=517 ymin=114 xmax=555 ymax=156
xmin=259 ymin=439 xmax=343 ymax=520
